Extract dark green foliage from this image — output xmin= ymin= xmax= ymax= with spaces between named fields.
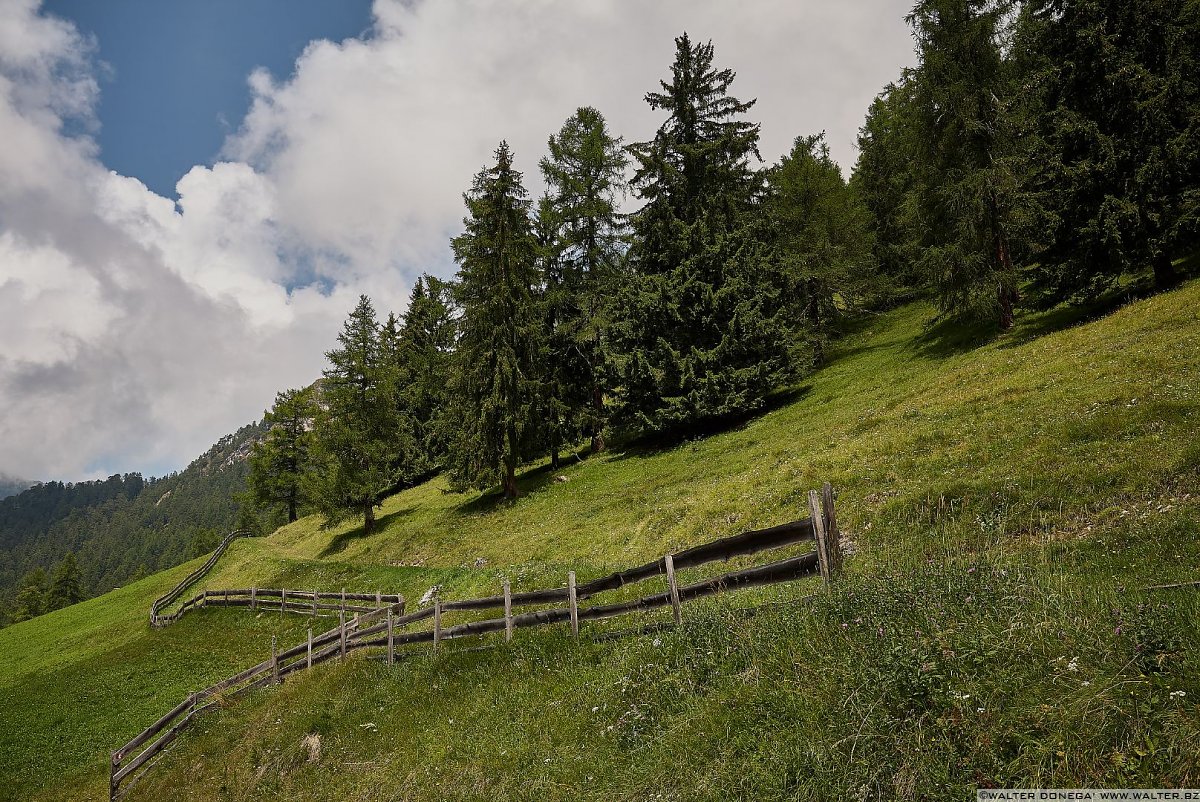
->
xmin=905 ymin=0 xmax=1023 ymax=329
xmin=539 ymin=107 xmax=629 ymax=455
xmin=308 ymin=296 xmax=411 ymax=532
xmin=0 ymin=423 xmax=263 ymax=618
xmin=395 ymin=276 xmax=457 ymax=477
xmin=10 ymin=567 xmax=47 ymax=623
xmin=447 ymin=142 xmax=543 ymax=498
xmin=613 ymin=33 xmax=794 ymax=435
xmin=248 ymin=387 xmax=315 ymax=524
xmin=48 ymin=552 xmax=84 ymax=609
xmin=852 ymin=76 xmax=922 ymax=300
xmin=767 ymin=133 xmax=879 ymax=363
xmin=1025 ymin=0 xmax=1200 ymax=301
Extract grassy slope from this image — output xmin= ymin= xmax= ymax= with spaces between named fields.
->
xmin=3 ymin=284 xmax=1200 ymax=800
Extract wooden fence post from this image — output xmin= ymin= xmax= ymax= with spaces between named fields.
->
xmin=223 ymin=588 xmax=229 ymax=606
xmin=339 ymin=608 xmax=347 ymax=659
xmin=809 ymin=490 xmax=831 ymax=584
xmin=340 ymin=588 xmax=346 ymax=620
xmin=568 ymin=571 xmax=579 ymax=637
xmin=433 ymin=597 xmax=442 ymax=653
xmin=307 ymin=627 xmax=313 ymax=670
xmin=821 ymin=482 xmax=842 ymax=576
xmin=281 ymin=588 xmax=287 ymax=613
xmin=503 ymin=579 xmax=513 ymax=643
xmin=250 ymin=586 xmax=257 ymax=612
xmin=376 ymin=590 xmax=382 ymax=610
xmin=312 ymin=590 xmax=318 ymax=616
xmin=271 ymin=636 xmax=280 ymax=685
xmin=110 ymin=751 xmax=119 ymax=801
xmin=387 ymin=608 xmax=394 ymax=667
xmin=664 ymin=554 xmax=682 ymax=625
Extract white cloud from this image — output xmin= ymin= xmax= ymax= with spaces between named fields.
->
xmin=0 ymin=0 xmax=915 ymax=481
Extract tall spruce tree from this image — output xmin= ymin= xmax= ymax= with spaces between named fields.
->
xmin=248 ymin=387 xmax=315 ymax=524
xmin=397 ymin=275 xmax=457 ymax=476
xmin=448 ymin=142 xmax=543 ymax=499
xmin=852 ymin=76 xmax=922 ymax=301
xmin=767 ymin=133 xmax=879 ymax=364
xmin=614 ymin=33 xmax=793 ymax=435
xmin=11 ymin=567 xmax=48 ymax=622
xmin=308 ymin=296 xmax=408 ymax=531
xmin=540 ymin=107 xmax=628 ymax=454
xmin=906 ymin=0 xmax=1023 ymax=329
xmin=1025 ymin=0 xmax=1200 ymax=299
xmin=49 ymin=552 xmax=85 ymax=609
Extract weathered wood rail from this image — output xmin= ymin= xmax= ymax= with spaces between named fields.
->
xmin=153 ymin=587 xmax=406 ymax=626
xmin=111 ymin=484 xmax=842 ymax=801
xmin=149 ymin=528 xmax=255 ymax=627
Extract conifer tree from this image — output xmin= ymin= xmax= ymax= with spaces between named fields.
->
xmin=540 ymin=107 xmax=628 ymax=454
xmin=11 ymin=567 xmax=48 ymax=622
xmin=308 ymin=296 xmax=409 ymax=531
xmin=49 ymin=552 xmax=84 ymax=609
xmin=613 ymin=33 xmax=792 ymax=434
xmin=767 ymin=133 xmax=879 ymax=363
xmin=1025 ymin=0 xmax=1200 ymax=299
xmin=397 ymin=276 xmax=457 ymax=476
xmin=248 ymin=387 xmax=315 ymax=524
xmin=906 ymin=0 xmax=1023 ymax=328
xmin=448 ymin=142 xmax=543 ymax=499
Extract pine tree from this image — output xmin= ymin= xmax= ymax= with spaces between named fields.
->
xmin=540 ymin=107 xmax=628 ymax=454
xmin=308 ymin=296 xmax=409 ymax=531
xmin=613 ymin=33 xmax=793 ymax=435
xmin=767 ymin=133 xmax=879 ymax=364
xmin=11 ymin=567 xmax=48 ymax=622
xmin=906 ymin=0 xmax=1023 ymax=329
xmin=852 ymin=76 xmax=922 ymax=301
xmin=396 ymin=276 xmax=457 ymax=476
xmin=49 ymin=552 xmax=85 ymax=609
xmin=448 ymin=142 xmax=543 ymax=499
xmin=1025 ymin=0 xmax=1200 ymax=299
xmin=248 ymin=387 xmax=315 ymax=524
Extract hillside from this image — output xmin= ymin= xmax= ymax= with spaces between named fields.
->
xmin=2 ymin=284 xmax=1199 ymax=800
xmin=0 ymin=420 xmax=267 ymax=620
xmin=0 ymin=474 xmax=33 ymax=501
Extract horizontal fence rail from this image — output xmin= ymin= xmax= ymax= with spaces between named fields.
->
xmin=149 ymin=529 xmax=256 ymax=627
xmin=152 ymin=587 xmax=406 ymax=627
xmin=111 ymin=484 xmax=842 ymax=801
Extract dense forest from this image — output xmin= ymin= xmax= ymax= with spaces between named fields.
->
xmin=0 ymin=421 xmax=266 ymax=625
xmin=248 ymin=3 xmax=1199 ymax=533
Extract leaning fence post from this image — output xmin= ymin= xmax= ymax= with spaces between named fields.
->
xmin=110 ymin=751 xmax=119 ymax=801
xmin=503 ymin=579 xmax=513 ymax=642
xmin=339 ymin=608 xmax=347 ymax=659
xmin=387 ymin=608 xmax=394 ymax=667
xmin=664 ymin=554 xmax=682 ymax=625
xmin=250 ymin=586 xmax=257 ymax=612
xmin=809 ymin=489 xmax=831 ymax=584
xmin=307 ymin=627 xmax=313 ymax=670
xmin=821 ymin=482 xmax=842 ymax=575
xmin=271 ymin=635 xmax=280 ymax=684
xmin=568 ymin=571 xmax=579 ymax=637
xmin=433 ymin=597 xmax=442 ymax=653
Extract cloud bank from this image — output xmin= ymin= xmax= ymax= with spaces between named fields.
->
xmin=0 ymin=0 xmax=914 ymax=481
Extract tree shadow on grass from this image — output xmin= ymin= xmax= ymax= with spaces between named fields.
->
xmin=318 ymin=504 xmax=421 ymax=558
xmin=455 ymin=449 xmax=591 ymax=516
xmin=909 ymin=314 xmax=1001 ymax=360
xmin=605 ymin=383 xmax=813 ymax=464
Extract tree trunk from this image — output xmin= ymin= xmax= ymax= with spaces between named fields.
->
xmin=551 ymin=449 xmax=560 ymax=470
xmin=502 ymin=462 xmax=519 ymax=499
xmin=363 ymin=502 xmax=375 ymax=534
xmin=1154 ymin=252 xmax=1178 ymax=289
xmin=287 ymin=496 xmax=297 ymax=523
xmin=591 ymin=385 xmax=605 ymax=453
xmin=998 ymin=284 xmax=1015 ymax=331
xmin=995 ymin=231 xmax=1018 ymax=331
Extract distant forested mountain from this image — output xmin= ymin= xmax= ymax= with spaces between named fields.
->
xmin=0 ymin=475 xmax=33 ymax=500
xmin=0 ymin=421 xmax=267 ymax=623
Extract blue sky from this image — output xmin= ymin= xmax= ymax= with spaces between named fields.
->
xmin=43 ymin=0 xmax=373 ymax=198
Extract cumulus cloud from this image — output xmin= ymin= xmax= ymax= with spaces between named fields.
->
xmin=0 ymin=0 xmax=914 ymax=481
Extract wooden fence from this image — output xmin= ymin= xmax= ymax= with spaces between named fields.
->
xmin=149 ymin=528 xmax=255 ymax=627
xmin=152 ymin=587 xmax=406 ymax=626
xmin=111 ymin=484 xmax=842 ymax=801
